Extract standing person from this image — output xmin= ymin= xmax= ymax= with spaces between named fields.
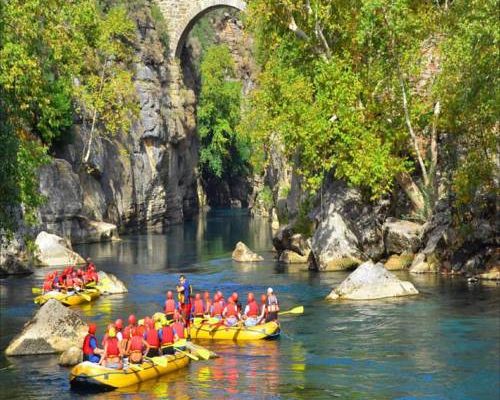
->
xmin=82 ymin=323 xmax=103 ymax=363
xmin=176 ymin=275 xmax=192 ymax=327
xmin=164 ymin=291 xmax=176 ymax=322
xmin=265 ymin=287 xmax=280 ymax=322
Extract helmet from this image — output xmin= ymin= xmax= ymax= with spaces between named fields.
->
xmin=216 ymin=290 xmax=223 ymax=298
xmin=88 ymin=323 xmax=96 ymax=334
xmin=167 ymin=291 xmax=173 ymax=299
xmin=115 ymin=319 xmax=123 ymax=330
xmin=108 ymin=327 xmax=116 ymax=338
xmin=247 ymin=292 xmax=254 ymax=302
xmin=267 ymin=287 xmax=273 ymax=295
xmin=232 ymin=292 xmax=238 ymax=301
xmin=204 ymin=291 xmax=210 ymax=299
xmin=214 ymin=293 xmax=220 ymax=301
xmin=228 ymin=296 xmax=235 ymax=304
xmin=261 ymin=294 xmax=267 ymax=303
xmin=147 ymin=319 xmax=154 ymax=329
xmin=195 ymin=293 xmax=201 ymax=300
xmin=128 ymin=314 xmax=137 ymax=325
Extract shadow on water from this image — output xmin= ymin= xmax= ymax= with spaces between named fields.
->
xmin=0 ymin=209 xmax=499 ymax=399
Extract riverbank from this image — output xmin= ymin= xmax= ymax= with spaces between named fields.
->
xmin=1 ymin=210 xmax=499 ymax=399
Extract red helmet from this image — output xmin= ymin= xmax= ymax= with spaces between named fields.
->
xmin=228 ymin=296 xmax=235 ymax=304
xmin=167 ymin=291 xmax=173 ymax=299
xmin=214 ymin=293 xmax=220 ymax=301
xmin=247 ymin=292 xmax=254 ymax=302
xmin=147 ymin=318 xmax=154 ymax=329
xmin=260 ymin=294 xmax=267 ymax=304
xmin=115 ymin=319 xmax=123 ymax=330
xmin=232 ymin=292 xmax=238 ymax=301
xmin=203 ymin=291 xmax=210 ymax=299
xmin=88 ymin=323 xmax=96 ymax=334
xmin=128 ymin=314 xmax=137 ymax=325
xmin=195 ymin=293 xmax=201 ymax=300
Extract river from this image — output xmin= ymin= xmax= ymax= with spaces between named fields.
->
xmin=0 ymin=209 xmax=499 ymax=399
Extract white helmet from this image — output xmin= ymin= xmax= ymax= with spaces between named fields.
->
xmin=267 ymin=287 xmax=273 ymax=294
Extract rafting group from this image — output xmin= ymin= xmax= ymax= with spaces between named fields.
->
xmin=70 ymin=274 xmax=302 ymax=390
xmin=33 ymin=259 xmax=101 ymax=306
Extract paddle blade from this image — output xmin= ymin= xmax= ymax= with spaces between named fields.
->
xmin=189 ymin=344 xmax=211 ymax=360
xmin=280 ymin=306 xmax=304 ymax=316
xmin=78 ymin=292 xmax=92 ymax=301
xmin=32 ymin=288 xmax=43 ymax=294
xmin=149 ymin=357 xmax=168 ymax=367
xmin=177 ymin=350 xmax=199 ymax=361
xmin=174 ymin=339 xmax=187 ymax=347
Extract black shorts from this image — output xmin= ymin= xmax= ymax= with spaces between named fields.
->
xmin=265 ymin=312 xmax=278 ymax=322
xmin=146 ymin=348 xmax=160 ymax=358
xmin=162 ymin=346 xmax=175 ymax=355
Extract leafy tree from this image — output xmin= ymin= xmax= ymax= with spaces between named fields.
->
xmin=197 ymin=45 xmax=250 ymax=181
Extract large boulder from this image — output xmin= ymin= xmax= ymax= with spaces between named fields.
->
xmin=232 ymin=242 xmax=264 ymax=262
xmin=327 ymin=260 xmax=419 ymax=300
xmin=273 ymin=226 xmax=311 ymax=264
xmin=34 ymin=231 xmax=85 ymax=267
xmin=279 ymin=250 xmax=310 ymax=264
xmin=409 ymin=253 xmax=439 ymax=274
xmin=5 ymin=299 xmax=88 ymax=356
xmin=310 ymin=180 xmax=386 ymax=271
xmin=0 ymin=254 xmax=32 ymax=276
xmin=59 ymin=346 xmax=83 ymax=366
xmin=82 ymin=220 xmax=120 ymax=243
xmin=385 ymin=253 xmax=414 ymax=271
xmin=383 ymin=218 xmax=423 ymax=254
xmin=96 ymin=271 xmax=128 ymax=294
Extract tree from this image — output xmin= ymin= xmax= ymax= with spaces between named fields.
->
xmin=197 ymin=45 xmax=250 ymax=181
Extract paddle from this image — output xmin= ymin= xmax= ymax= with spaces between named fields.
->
xmin=171 ymin=339 xmax=199 ymax=361
xmin=32 ymin=287 xmax=43 ymax=294
xmin=128 ymin=355 xmax=169 ymax=371
xmin=76 ymin=291 xmax=92 ymax=302
xmin=184 ymin=342 xmax=213 ymax=360
xmin=279 ymin=306 xmax=304 ymax=316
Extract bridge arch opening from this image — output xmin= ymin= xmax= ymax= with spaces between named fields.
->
xmin=172 ymin=0 xmax=246 ymax=59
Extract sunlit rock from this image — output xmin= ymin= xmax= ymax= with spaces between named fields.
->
xmin=96 ymin=271 xmax=128 ymax=294
xmin=59 ymin=346 xmax=83 ymax=366
xmin=35 ymin=231 xmax=85 ymax=267
xmin=327 ymin=260 xmax=419 ymax=300
xmin=232 ymin=242 xmax=264 ymax=262
xmin=5 ymin=299 xmax=87 ymax=356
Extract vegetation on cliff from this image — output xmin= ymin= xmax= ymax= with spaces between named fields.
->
xmin=242 ymin=0 xmax=498 ymax=224
xmin=0 ymin=0 xmax=139 ymax=234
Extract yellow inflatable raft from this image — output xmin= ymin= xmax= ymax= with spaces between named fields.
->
xmin=189 ymin=320 xmax=280 ymax=341
xmin=34 ymin=288 xmax=100 ymax=306
xmin=70 ymin=353 xmax=190 ymax=390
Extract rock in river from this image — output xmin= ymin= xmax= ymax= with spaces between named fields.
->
xmin=232 ymin=242 xmax=264 ymax=262
xmin=383 ymin=218 xmax=423 ymax=255
xmin=327 ymin=260 xmax=419 ymax=300
xmin=5 ymin=299 xmax=87 ymax=356
xmin=59 ymin=346 xmax=83 ymax=366
xmin=35 ymin=231 xmax=85 ymax=267
xmin=96 ymin=271 xmax=128 ymax=294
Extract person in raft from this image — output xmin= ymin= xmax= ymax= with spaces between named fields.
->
xmin=222 ymin=293 xmax=242 ymax=327
xmin=100 ymin=325 xmax=123 ymax=369
xmin=265 ymin=287 xmax=280 ymax=322
xmin=243 ymin=292 xmax=266 ymax=326
xmin=82 ymin=323 xmax=103 ymax=363
xmin=126 ymin=323 xmax=150 ymax=364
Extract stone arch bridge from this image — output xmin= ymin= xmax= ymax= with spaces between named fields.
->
xmin=156 ymin=0 xmax=247 ymax=59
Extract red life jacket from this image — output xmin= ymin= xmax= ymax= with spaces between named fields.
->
xmin=193 ymin=299 xmax=204 ymax=316
xmin=82 ymin=333 xmax=95 ymax=356
xmin=204 ymin=300 xmax=212 ymax=314
xmin=146 ymin=328 xmax=160 ymax=348
xmin=247 ymin=300 xmax=259 ymax=317
xmin=66 ymin=277 xmax=74 ymax=287
xmin=129 ymin=335 xmax=143 ymax=352
xmin=43 ymin=281 xmax=52 ymax=291
xmin=136 ymin=325 xmax=145 ymax=337
xmin=212 ymin=301 xmax=223 ymax=317
xmin=105 ymin=337 xmax=120 ymax=357
xmin=164 ymin=299 xmax=176 ymax=315
xmin=161 ymin=326 xmax=174 ymax=346
xmin=225 ymin=304 xmax=238 ymax=317
xmin=172 ymin=322 xmax=185 ymax=339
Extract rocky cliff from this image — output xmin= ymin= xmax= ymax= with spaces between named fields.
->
xmin=38 ymin=4 xmax=199 ymax=243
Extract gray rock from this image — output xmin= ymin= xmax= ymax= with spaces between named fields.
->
xmin=232 ymin=242 xmax=264 ymax=262
xmin=96 ymin=271 xmax=128 ymax=294
xmin=383 ymin=218 xmax=423 ymax=254
xmin=327 ymin=260 xmax=419 ymax=300
xmin=35 ymin=231 xmax=85 ymax=267
xmin=273 ymin=227 xmax=310 ymax=257
xmin=279 ymin=250 xmax=310 ymax=264
xmin=384 ymin=253 xmax=414 ymax=271
xmin=59 ymin=346 xmax=83 ymax=366
xmin=5 ymin=299 xmax=88 ymax=356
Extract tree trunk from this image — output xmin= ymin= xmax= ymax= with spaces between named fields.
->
xmin=396 ymin=171 xmax=426 ymax=216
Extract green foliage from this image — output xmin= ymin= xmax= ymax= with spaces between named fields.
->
xmin=151 ymin=3 xmax=170 ymax=51
xmin=197 ymin=45 xmax=250 ymax=181
xmin=256 ymin=186 xmax=274 ymax=209
xmin=0 ymin=0 xmax=139 ymax=233
xmin=243 ymin=0 xmax=497 ymax=222
xmin=293 ymin=197 xmax=314 ymax=237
